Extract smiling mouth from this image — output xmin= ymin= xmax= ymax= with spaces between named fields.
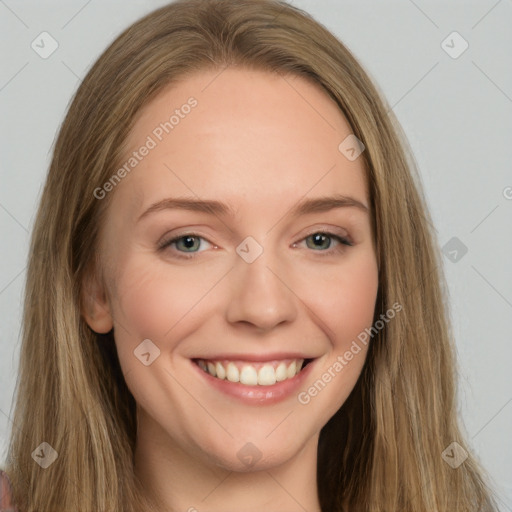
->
xmin=193 ymin=358 xmax=314 ymax=386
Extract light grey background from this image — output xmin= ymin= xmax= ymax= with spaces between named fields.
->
xmin=1 ymin=0 xmax=511 ymax=508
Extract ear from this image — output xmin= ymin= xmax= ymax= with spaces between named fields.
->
xmin=81 ymin=267 xmax=113 ymax=334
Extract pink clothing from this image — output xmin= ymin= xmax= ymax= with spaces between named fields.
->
xmin=0 ymin=470 xmax=17 ymax=511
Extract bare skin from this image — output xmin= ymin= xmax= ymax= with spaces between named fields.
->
xmin=83 ymin=67 xmax=379 ymax=512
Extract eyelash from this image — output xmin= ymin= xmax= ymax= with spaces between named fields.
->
xmin=158 ymin=230 xmax=353 ymax=260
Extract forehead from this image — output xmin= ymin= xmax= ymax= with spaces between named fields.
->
xmin=113 ymin=67 xmax=368 ymax=217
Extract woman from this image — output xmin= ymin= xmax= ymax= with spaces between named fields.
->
xmin=0 ymin=0 xmax=499 ymax=510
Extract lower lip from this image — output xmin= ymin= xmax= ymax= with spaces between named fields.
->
xmin=191 ymin=359 xmax=317 ymax=405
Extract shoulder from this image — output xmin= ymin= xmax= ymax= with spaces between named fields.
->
xmin=0 ymin=470 xmax=18 ymax=511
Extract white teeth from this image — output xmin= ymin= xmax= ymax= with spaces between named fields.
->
xmin=258 ymin=364 xmax=276 ymax=386
xmin=275 ymin=362 xmax=288 ymax=382
xmin=198 ymin=358 xmax=307 ymax=386
xmin=286 ymin=360 xmax=297 ymax=379
xmin=206 ymin=361 xmax=216 ymax=377
xmin=226 ymin=362 xmax=239 ymax=383
xmin=215 ymin=361 xmax=226 ymax=380
xmin=239 ymin=365 xmax=258 ymax=385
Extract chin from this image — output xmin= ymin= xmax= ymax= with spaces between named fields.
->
xmin=200 ymin=433 xmax=310 ymax=474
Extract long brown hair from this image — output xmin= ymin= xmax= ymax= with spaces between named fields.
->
xmin=3 ymin=0 xmax=499 ymax=510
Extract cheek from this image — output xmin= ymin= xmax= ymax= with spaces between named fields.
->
xmin=309 ymin=252 xmax=379 ymax=346
xmin=296 ymin=255 xmax=378 ymax=420
xmin=110 ymin=255 xmax=213 ymax=340
xmin=283 ymin=280 xmax=376 ymax=441
xmin=108 ymin=243 xmax=378 ymax=366
xmin=112 ymin=263 xmax=166 ymax=333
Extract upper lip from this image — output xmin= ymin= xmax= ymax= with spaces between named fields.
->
xmin=192 ymin=352 xmax=316 ymax=362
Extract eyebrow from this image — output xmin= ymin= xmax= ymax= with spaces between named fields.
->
xmin=137 ymin=194 xmax=369 ymax=222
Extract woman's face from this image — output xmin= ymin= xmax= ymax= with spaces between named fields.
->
xmin=86 ymin=68 xmax=379 ymax=471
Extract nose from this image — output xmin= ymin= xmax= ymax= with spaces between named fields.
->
xmin=225 ymin=245 xmax=298 ymax=332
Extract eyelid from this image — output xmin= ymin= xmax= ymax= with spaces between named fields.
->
xmin=157 ymin=230 xmax=214 ymax=251
xmin=293 ymin=229 xmax=353 ymax=257
xmin=300 ymin=225 xmax=352 ymax=244
xmin=158 ymin=226 xmax=353 ymax=259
